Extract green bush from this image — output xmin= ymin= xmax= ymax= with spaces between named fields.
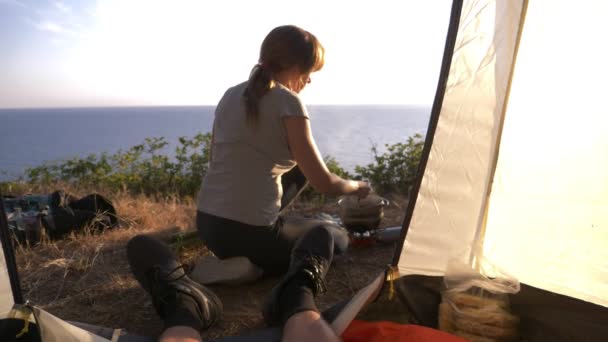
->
xmin=20 ymin=133 xmax=212 ymax=197
xmin=0 ymin=181 xmax=34 ymax=196
xmin=355 ymin=134 xmax=424 ymax=196
xmin=3 ymin=132 xmax=424 ymax=200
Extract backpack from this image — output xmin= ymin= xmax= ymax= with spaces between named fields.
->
xmin=2 ymin=190 xmax=118 ymax=245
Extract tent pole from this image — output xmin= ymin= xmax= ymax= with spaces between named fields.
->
xmin=0 ymin=190 xmax=24 ymax=304
xmin=391 ymin=0 xmax=464 ymax=266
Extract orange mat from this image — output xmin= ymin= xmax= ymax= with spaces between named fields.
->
xmin=342 ymin=320 xmax=468 ymax=342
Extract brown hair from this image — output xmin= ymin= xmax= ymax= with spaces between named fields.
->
xmin=243 ymin=25 xmax=325 ymax=124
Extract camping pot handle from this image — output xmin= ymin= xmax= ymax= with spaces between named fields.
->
xmin=337 ymin=197 xmax=390 ymax=207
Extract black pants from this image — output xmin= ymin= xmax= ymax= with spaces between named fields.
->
xmin=197 ymin=167 xmax=348 ymax=274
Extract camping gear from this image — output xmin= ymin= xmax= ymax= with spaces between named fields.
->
xmin=338 ymin=194 xmax=389 ymax=233
xmin=342 ymin=320 xmax=468 ymax=342
xmin=2 ymin=190 xmax=118 ymax=244
xmin=3 ymin=194 xmax=51 ymax=244
xmin=338 ymin=194 xmax=389 ymax=246
xmin=438 ymin=254 xmax=521 ymax=341
xmin=2 ymin=0 xmax=608 ymax=340
xmin=374 ymin=226 xmax=402 ymax=244
xmin=46 ymin=190 xmax=118 ymax=239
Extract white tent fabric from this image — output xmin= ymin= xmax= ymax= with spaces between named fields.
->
xmin=482 ymin=0 xmax=608 ymax=307
xmin=398 ymin=0 xmax=608 ymax=308
xmin=331 ymin=273 xmax=384 ymax=335
xmin=0 ymin=243 xmax=14 ymax=316
xmin=34 ymin=307 xmax=111 ymax=342
xmin=397 ymin=0 xmax=525 ymax=275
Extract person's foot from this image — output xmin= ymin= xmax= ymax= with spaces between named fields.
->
xmin=190 ymin=255 xmax=263 ymax=286
xmin=127 ymin=234 xmax=223 ymax=332
xmin=262 ymin=226 xmax=334 ymax=326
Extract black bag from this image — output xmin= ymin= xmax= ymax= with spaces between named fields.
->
xmin=43 ymin=190 xmax=118 ymax=239
xmin=3 ymin=190 xmax=118 ymax=244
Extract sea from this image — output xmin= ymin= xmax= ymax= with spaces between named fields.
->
xmin=0 ymin=105 xmax=430 ymax=181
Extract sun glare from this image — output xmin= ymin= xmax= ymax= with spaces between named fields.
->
xmin=1 ymin=0 xmax=452 ymax=107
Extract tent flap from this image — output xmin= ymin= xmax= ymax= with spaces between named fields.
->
xmin=482 ymin=0 xmax=608 ymax=307
xmin=397 ymin=0 xmax=607 ymax=309
xmin=397 ymin=0 xmax=525 ymax=276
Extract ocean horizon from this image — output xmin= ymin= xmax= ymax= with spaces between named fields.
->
xmin=0 ymin=105 xmax=431 ymax=181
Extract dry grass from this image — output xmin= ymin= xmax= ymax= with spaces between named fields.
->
xmin=14 ymin=192 xmax=406 ymax=339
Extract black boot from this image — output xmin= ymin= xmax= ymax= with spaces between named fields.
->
xmin=263 ymin=226 xmax=334 ymax=326
xmin=127 ymin=234 xmax=223 ymax=332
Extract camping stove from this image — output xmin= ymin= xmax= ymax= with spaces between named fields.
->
xmin=338 ymin=194 xmax=389 ymax=247
xmin=348 ymin=229 xmax=379 ymax=247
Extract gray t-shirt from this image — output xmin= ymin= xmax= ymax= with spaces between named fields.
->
xmin=197 ymin=81 xmax=309 ymax=226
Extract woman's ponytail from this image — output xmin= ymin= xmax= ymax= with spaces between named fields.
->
xmin=243 ymin=64 xmax=273 ymax=126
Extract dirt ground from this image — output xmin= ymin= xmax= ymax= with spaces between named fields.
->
xmin=14 ymin=193 xmax=406 ymax=340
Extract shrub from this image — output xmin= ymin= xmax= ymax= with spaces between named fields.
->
xmin=355 ymin=134 xmax=424 ymax=196
xmin=4 ymin=132 xmax=424 ymax=201
xmin=19 ymin=133 xmax=212 ymax=197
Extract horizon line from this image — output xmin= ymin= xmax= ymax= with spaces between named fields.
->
xmin=0 ymin=103 xmax=432 ymax=110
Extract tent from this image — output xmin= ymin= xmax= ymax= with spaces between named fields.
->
xmin=2 ymin=0 xmax=607 ymax=340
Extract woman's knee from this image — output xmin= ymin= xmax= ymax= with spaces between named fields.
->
xmin=312 ymin=224 xmax=349 ymax=255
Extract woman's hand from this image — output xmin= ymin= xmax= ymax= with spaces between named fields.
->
xmin=284 ymin=116 xmax=372 ymax=197
xmin=356 ymin=180 xmax=372 ymax=199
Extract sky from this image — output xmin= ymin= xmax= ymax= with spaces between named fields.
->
xmin=0 ymin=0 xmax=452 ymax=108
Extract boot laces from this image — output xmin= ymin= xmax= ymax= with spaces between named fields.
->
xmin=147 ymin=264 xmax=190 ymax=305
xmin=300 ymin=254 xmax=327 ymax=295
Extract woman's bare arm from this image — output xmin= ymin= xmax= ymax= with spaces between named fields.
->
xmin=283 ymin=117 xmax=370 ymax=197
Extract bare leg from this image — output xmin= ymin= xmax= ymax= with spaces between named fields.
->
xmin=159 ymin=326 xmax=203 ymax=342
xmin=282 ymin=311 xmax=339 ymax=342
xmin=261 ymin=226 xmax=337 ymax=341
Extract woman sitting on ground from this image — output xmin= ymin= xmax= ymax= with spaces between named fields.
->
xmin=196 ymin=25 xmax=370 ymax=275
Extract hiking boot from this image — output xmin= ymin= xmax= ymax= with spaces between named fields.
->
xmin=262 ymin=226 xmax=334 ymax=326
xmin=127 ymin=234 xmax=223 ymax=332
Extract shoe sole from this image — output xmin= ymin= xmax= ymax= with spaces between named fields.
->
xmin=175 ymin=276 xmax=224 ymax=329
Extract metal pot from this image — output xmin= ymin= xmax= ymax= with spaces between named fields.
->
xmin=338 ymin=194 xmax=389 ymax=233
